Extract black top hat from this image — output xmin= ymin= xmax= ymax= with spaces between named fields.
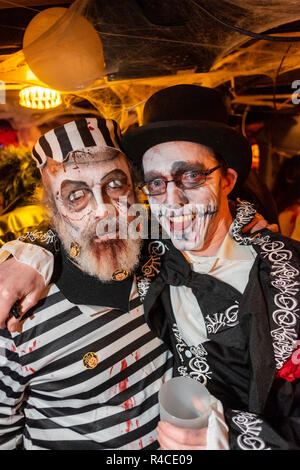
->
xmin=122 ymin=85 xmax=252 ymax=188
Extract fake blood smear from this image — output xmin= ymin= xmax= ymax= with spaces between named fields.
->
xmin=71 ymin=152 xmax=79 ymax=169
xmin=119 ymin=358 xmax=135 ymax=434
xmin=29 ymin=340 xmax=37 ymax=353
xmin=123 ymin=395 xmax=136 ymax=411
xmin=123 ymin=398 xmax=133 ymax=410
xmin=126 ymin=420 xmax=133 ymax=433
xmin=120 ymin=359 xmax=127 ymax=372
xmin=119 ymin=359 xmax=128 ymax=392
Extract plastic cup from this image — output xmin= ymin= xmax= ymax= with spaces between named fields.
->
xmin=158 ymin=376 xmax=211 ymax=429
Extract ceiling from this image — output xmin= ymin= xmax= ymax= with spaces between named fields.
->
xmin=1 ymin=0 xmax=300 ymax=132
xmin=0 ymin=1 xmax=72 ymax=55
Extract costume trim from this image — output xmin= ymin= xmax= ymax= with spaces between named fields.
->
xmin=232 ymin=411 xmax=271 ymax=450
xmin=19 ymin=229 xmax=60 ymax=253
xmin=137 ymin=241 xmax=167 ymax=301
xmin=232 ymin=200 xmax=299 ymax=369
xmin=172 ymin=323 xmax=212 ymax=385
xmin=205 ymin=301 xmax=239 ymax=334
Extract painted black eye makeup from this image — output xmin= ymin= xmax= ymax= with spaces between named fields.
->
xmin=170 ymin=161 xmax=208 ymax=177
xmin=60 ymin=181 xmax=92 ymax=212
xmin=101 ymin=170 xmax=130 ymax=198
xmin=59 ymin=169 xmax=131 ymax=211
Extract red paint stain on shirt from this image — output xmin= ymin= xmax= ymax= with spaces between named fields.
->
xmin=139 ymin=439 xmax=143 ymax=448
xmin=29 ymin=367 xmax=36 ymax=373
xmin=123 ymin=396 xmax=136 ymax=411
xmin=125 ymin=420 xmax=133 ymax=433
xmin=29 ymin=341 xmax=37 ymax=352
xmin=88 ymin=125 xmax=94 ymax=131
xmin=119 ymin=377 xmax=128 ymax=393
xmin=123 ymin=398 xmax=133 ymax=410
xmin=135 ymin=350 xmax=140 ymax=361
xmin=11 ymin=344 xmax=16 ymax=352
xmin=119 ymin=358 xmax=128 ymax=392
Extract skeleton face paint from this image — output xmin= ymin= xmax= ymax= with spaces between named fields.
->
xmin=45 ymin=148 xmax=135 ymax=237
xmin=142 ymin=141 xmax=228 ymax=252
xmin=42 ymin=148 xmax=141 ymax=281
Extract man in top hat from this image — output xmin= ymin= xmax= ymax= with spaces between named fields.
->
xmin=121 ymin=85 xmax=300 ymax=449
xmin=0 ymin=85 xmax=299 ymax=450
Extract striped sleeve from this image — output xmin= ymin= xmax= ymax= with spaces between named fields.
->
xmin=0 ymin=284 xmax=173 ymax=450
xmin=0 ymin=330 xmax=25 ymax=449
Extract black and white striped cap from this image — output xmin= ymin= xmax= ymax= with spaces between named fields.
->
xmin=32 ymin=117 xmax=122 ymax=168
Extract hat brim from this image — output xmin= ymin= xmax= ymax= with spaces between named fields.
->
xmin=122 ymin=120 xmax=252 ymax=188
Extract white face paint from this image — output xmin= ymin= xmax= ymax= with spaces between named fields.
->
xmin=46 ymin=149 xmax=134 ymax=236
xmin=43 ymin=149 xmax=141 ymax=281
xmin=142 ymin=141 xmax=229 ymax=252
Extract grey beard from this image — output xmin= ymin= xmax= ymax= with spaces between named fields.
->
xmin=52 ymin=215 xmax=142 ymax=282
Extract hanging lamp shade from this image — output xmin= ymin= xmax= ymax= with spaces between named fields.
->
xmin=23 ymin=7 xmax=105 ymax=92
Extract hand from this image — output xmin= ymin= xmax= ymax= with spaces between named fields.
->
xmin=0 ymin=257 xmax=45 ymax=332
xmin=157 ymin=421 xmax=207 ymax=450
xmin=242 ymin=213 xmax=279 ymax=234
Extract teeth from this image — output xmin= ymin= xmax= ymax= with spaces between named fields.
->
xmin=169 ymin=214 xmax=194 ymax=223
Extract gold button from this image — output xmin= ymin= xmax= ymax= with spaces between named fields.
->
xmin=83 ymin=352 xmax=98 ymax=369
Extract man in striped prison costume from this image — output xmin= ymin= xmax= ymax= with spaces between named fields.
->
xmin=0 ymin=117 xmax=174 ymax=450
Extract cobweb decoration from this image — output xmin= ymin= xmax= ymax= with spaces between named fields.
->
xmin=0 ymin=0 xmax=300 ymax=132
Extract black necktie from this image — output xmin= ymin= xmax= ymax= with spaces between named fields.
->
xmin=158 ymin=244 xmax=242 ymax=321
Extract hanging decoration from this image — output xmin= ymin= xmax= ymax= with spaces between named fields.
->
xmin=22 ymin=7 xmax=105 ymax=92
xmin=251 ymin=144 xmax=260 ymax=171
xmin=19 ymin=86 xmax=62 ymax=110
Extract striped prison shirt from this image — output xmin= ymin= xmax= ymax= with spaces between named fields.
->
xmin=0 ymin=283 xmax=173 ymax=450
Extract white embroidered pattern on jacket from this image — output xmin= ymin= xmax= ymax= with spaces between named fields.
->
xmin=19 ymin=229 xmax=60 ymax=252
xmin=231 ymin=200 xmax=299 ymax=370
xmin=231 ymin=200 xmax=257 ymax=245
xmin=148 ymin=241 xmax=167 ymax=257
xmin=232 ymin=411 xmax=271 ymax=450
xmin=137 ymin=241 xmax=168 ymax=301
xmin=141 ymin=255 xmax=161 ymax=278
xmin=255 ymin=238 xmax=299 ymax=368
xmin=172 ymin=323 xmax=211 ymax=385
xmin=137 ymin=278 xmax=152 ymax=302
xmin=205 ymin=301 xmax=239 ymax=334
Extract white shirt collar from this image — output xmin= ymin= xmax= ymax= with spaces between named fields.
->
xmin=183 ymin=223 xmax=256 ymax=273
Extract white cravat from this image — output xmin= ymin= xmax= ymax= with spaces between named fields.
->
xmin=170 ymin=226 xmax=257 ymax=346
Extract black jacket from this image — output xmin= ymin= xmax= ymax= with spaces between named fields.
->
xmin=137 ymin=201 xmax=300 ymax=449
